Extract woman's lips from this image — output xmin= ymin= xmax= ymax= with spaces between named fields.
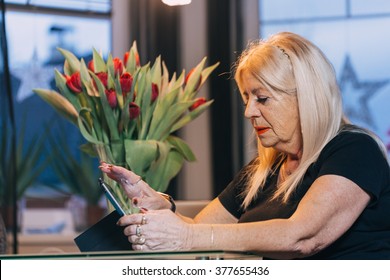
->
xmin=254 ymin=126 xmax=270 ymax=135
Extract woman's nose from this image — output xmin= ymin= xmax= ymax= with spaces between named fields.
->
xmin=244 ymin=100 xmax=261 ymax=119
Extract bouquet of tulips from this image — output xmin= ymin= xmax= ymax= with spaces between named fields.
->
xmin=34 ymin=42 xmax=218 ymax=213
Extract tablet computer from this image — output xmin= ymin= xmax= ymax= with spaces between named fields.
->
xmin=99 ymin=177 xmax=126 ymax=216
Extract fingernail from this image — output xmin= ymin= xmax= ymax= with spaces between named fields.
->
xmin=132 ymin=198 xmax=138 ymax=206
xmin=140 ymin=207 xmax=148 ymax=213
xmin=116 ymin=219 xmax=121 ymax=226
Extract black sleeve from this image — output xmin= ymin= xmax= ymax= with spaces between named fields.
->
xmin=218 ymin=160 xmax=255 ymax=219
xmin=317 ymin=132 xmax=390 ymax=204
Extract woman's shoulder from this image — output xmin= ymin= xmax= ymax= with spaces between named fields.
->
xmin=324 ymin=124 xmax=386 ymax=157
xmin=316 ymin=124 xmax=389 ymax=195
xmin=316 ymin=124 xmax=389 ymax=180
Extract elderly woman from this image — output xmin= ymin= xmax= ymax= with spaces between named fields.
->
xmin=100 ymin=32 xmax=390 ymax=259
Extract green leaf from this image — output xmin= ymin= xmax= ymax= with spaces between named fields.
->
xmin=147 ymin=87 xmax=180 ymax=138
xmin=149 ymin=101 xmax=193 ymax=140
xmin=47 ymin=129 xmax=103 ymax=205
xmin=106 ymin=54 xmax=115 ymax=80
xmin=124 ymin=139 xmax=158 ymax=175
xmin=77 ymin=108 xmax=102 ymax=144
xmin=182 ymin=57 xmax=207 ymax=100
xmin=126 ymin=41 xmax=139 ymax=74
xmin=0 ymin=118 xmax=53 ymax=205
xmin=145 ymin=143 xmax=184 ymax=192
xmin=33 ymin=88 xmax=78 ymax=125
xmin=80 ymin=59 xmax=91 ymax=83
xmin=110 ymin=140 xmax=126 ymax=166
xmin=170 ymin=99 xmax=214 ymax=133
xmin=167 ymin=135 xmax=196 ymax=161
xmin=57 ymin=47 xmax=81 ymax=74
xmin=80 ymin=60 xmax=99 ymax=97
xmin=139 ymin=72 xmax=153 ymax=139
xmin=199 ymin=62 xmax=220 ymax=88
xmin=160 ymin=62 xmax=170 ymax=96
xmin=79 ymin=142 xmax=98 ymax=157
xmin=151 ymin=56 xmax=162 ymax=86
xmin=92 ymin=48 xmax=107 ymax=73
xmin=114 ymin=75 xmax=124 ymax=109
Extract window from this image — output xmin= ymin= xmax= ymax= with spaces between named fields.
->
xmin=5 ymin=0 xmax=111 ymax=13
xmin=259 ymin=0 xmax=390 ymax=155
xmin=4 ymin=2 xmax=111 ymax=192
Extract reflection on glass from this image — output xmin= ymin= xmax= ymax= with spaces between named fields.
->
xmin=5 ymin=10 xmax=111 ymax=191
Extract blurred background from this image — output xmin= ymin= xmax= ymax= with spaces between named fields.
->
xmin=0 ymin=0 xmax=389 ymax=254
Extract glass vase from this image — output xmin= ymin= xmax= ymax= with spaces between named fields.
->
xmin=94 ymin=143 xmax=138 ymax=214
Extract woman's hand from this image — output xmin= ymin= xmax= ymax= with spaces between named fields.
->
xmin=118 ymin=209 xmax=193 ymax=251
xmin=99 ymin=162 xmax=171 ymax=211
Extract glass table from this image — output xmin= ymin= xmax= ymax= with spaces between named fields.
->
xmin=0 ymin=250 xmax=261 ymax=260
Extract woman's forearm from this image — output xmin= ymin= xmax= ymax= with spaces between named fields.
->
xmin=187 ymin=219 xmax=306 ymax=259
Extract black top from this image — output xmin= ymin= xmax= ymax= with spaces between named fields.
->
xmin=218 ymin=130 xmax=390 ymax=259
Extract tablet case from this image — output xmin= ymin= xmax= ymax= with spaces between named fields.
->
xmin=74 ymin=210 xmax=132 ymax=252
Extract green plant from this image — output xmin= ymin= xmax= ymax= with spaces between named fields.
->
xmin=46 ymin=127 xmax=103 ymax=205
xmin=33 ymin=42 xmax=219 ymax=213
xmin=0 ymin=117 xmax=52 ymax=207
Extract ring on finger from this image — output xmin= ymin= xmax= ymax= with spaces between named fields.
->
xmin=135 ymin=235 xmax=146 ymax=245
xmin=136 ymin=225 xmax=142 ymax=237
xmin=141 ymin=214 xmax=147 ymax=225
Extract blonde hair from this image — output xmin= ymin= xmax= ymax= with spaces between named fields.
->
xmin=235 ymin=32 xmax=344 ymax=208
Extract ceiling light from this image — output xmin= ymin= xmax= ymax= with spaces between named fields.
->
xmin=162 ymin=0 xmax=191 ymax=6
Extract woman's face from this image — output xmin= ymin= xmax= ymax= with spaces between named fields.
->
xmin=241 ymin=71 xmax=302 ymax=155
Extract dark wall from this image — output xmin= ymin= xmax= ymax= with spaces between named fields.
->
xmin=207 ymin=0 xmax=245 ymax=196
xmin=128 ymin=0 xmax=246 ymax=198
xmin=129 ymin=0 xmax=180 ymax=73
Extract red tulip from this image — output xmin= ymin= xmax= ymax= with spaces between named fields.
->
xmin=105 ymin=89 xmax=117 ymax=109
xmin=189 ymin=97 xmax=207 ymax=111
xmin=135 ymin=53 xmax=140 ymax=67
xmin=184 ymin=68 xmax=202 ymax=91
xmin=65 ymin=72 xmax=82 ymax=93
xmin=129 ymin=102 xmax=140 ymax=119
xmin=120 ymin=72 xmax=133 ymax=94
xmin=88 ymin=60 xmax=95 ymax=72
xmin=123 ymin=52 xmax=129 ymax=65
xmin=113 ymin=57 xmax=124 ymax=76
xmin=124 ymin=51 xmax=140 ymax=67
xmin=95 ymin=72 xmax=108 ymax=89
xmin=151 ymin=83 xmax=159 ymax=103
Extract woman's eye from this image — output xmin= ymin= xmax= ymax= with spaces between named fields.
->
xmin=257 ymin=97 xmax=268 ymax=104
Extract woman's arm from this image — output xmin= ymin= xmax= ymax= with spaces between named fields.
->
xmin=100 ymin=162 xmax=240 ymax=222
xmin=120 ymin=174 xmax=370 ymax=257
xmin=189 ymin=174 xmax=370 ymax=258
